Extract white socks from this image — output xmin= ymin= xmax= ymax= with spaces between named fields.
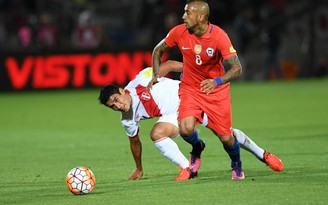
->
xmin=233 ymin=128 xmax=265 ymax=160
xmin=154 ymin=130 xmax=265 ymax=168
xmin=154 ymin=137 xmax=189 ymax=169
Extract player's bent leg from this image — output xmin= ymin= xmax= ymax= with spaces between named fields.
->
xmin=152 ymin=122 xmax=192 ymax=180
xmin=221 ymin=134 xmax=245 ymax=180
xmin=180 ymin=130 xmax=205 ymax=176
xmin=233 ymin=128 xmax=283 ymax=172
xmin=179 ymin=117 xmax=206 ymax=177
xmin=189 ymin=139 xmax=205 ymax=176
xmin=154 ymin=137 xmax=189 ymax=169
xmin=233 ymin=128 xmax=265 ymax=159
xmin=154 ymin=137 xmax=191 ymax=180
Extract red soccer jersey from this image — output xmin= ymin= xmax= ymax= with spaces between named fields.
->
xmin=165 ymin=23 xmax=237 ymax=92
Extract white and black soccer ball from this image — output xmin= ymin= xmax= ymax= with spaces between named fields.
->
xmin=66 ymin=166 xmax=96 ymax=195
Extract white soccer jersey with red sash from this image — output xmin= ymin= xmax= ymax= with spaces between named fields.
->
xmin=121 ymin=67 xmax=180 ymax=137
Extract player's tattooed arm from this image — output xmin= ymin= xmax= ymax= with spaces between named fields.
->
xmin=200 ymin=56 xmax=242 ymax=94
xmin=147 ymin=40 xmax=171 ymax=92
xmin=152 ymin=40 xmax=171 ymax=77
xmin=221 ymin=55 xmax=243 ymax=83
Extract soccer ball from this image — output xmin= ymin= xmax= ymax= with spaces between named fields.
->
xmin=66 ymin=166 xmax=96 ymax=195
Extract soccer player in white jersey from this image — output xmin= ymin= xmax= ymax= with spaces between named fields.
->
xmin=98 ymin=61 xmax=283 ymax=181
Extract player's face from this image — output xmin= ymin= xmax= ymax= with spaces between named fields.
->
xmin=106 ymin=89 xmax=131 ymax=112
xmin=182 ymin=3 xmax=199 ymax=32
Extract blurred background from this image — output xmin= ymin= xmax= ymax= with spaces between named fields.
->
xmin=0 ymin=0 xmax=327 ymax=91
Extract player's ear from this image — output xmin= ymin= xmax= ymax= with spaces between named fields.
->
xmin=119 ymin=88 xmax=125 ymax=95
xmin=199 ymin=13 xmax=205 ymax=22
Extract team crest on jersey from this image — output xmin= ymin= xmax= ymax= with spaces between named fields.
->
xmin=194 ymin=44 xmax=202 ymax=54
xmin=206 ymin=47 xmax=215 ymax=57
xmin=141 ymin=92 xmax=151 ymax=101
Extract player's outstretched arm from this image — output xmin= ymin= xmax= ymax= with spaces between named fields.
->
xmin=147 ymin=40 xmax=171 ymax=92
xmin=128 ymin=135 xmax=143 ymax=180
xmin=159 ymin=60 xmax=183 ymax=76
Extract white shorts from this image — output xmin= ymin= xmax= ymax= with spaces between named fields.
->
xmin=156 ymin=114 xmax=179 ymax=128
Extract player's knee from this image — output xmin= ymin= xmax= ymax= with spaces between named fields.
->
xmin=179 ymin=125 xmax=194 ymax=136
xmin=219 ymin=134 xmax=234 ymax=146
xmin=150 ymin=128 xmax=165 ymax=141
xmin=178 ymin=118 xmax=195 ymax=136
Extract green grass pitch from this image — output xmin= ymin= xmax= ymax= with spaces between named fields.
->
xmin=1 ymin=78 xmax=328 ymax=205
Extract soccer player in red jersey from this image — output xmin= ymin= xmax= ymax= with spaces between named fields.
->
xmin=148 ymin=0 xmax=245 ymax=179
xmin=99 ymin=61 xmax=283 ymax=181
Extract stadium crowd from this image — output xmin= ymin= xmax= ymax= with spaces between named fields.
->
xmin=0 ymin=0 xmax=327 ymax=78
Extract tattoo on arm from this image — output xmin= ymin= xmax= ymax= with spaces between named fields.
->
xmin=221 ymin=55 xmax=242 ymax=83
xmin=152 ymin=41 xmax=171 ymax=77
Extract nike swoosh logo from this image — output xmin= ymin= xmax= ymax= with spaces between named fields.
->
xmin=182 ymin=46 xmax=190 ymax=50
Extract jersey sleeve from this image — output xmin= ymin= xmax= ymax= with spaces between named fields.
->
xmin=125 ymin=67 xmax=153 ymax=90
xmin=164 ymin=26 xmax=179 ymax=48
xmin=121 ymin=117 xmax=139 ymax=137
xmin=217 ymin=30 xmax=237 ymax=60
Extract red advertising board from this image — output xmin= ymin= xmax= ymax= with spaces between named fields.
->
xmin=0 ymin=51 xmax=156 ymax=91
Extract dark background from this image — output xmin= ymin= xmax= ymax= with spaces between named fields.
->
xmin=0 ymin=0 xmax=327 ymax=91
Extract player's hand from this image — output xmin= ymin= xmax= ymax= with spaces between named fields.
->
xmin=128 ymin=168 xmax=143 ymax=180
xmin=200 ymin=79 xmax=217 ymax=94
xmin=146 ymin=76 xmax=159 ymax=93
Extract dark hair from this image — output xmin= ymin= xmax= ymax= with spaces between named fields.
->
xmin=98 ymin=84 xmax=120 ymax=107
